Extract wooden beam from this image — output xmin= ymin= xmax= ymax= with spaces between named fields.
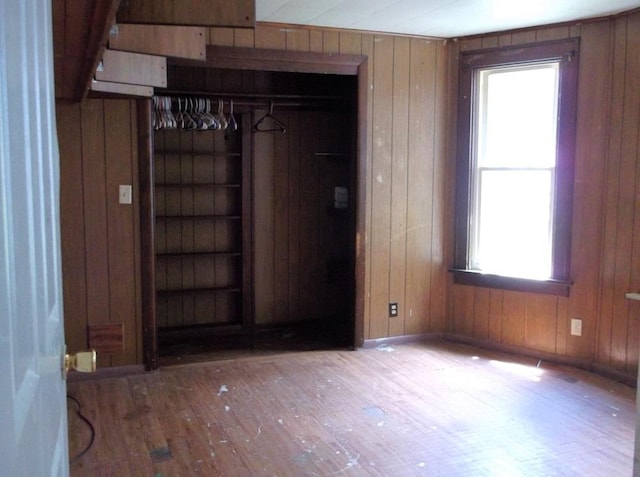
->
xmin=116 ymin=0 xmax=255 ymax=28
xmin=96 ymin=49 xmax=167 ymax=88
xmin=170 ymin=45 xmax=365 ymax=75
xmin=109 ymin=24 xmax=206 ymax=61
xmin=75 ymin=0 xmax=122 ymax=101
xmin=90 ymin=80 xmax=153 ymax=97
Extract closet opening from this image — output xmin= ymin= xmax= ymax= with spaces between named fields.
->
xmin=139 ymin=48 xmax=367 ymax=369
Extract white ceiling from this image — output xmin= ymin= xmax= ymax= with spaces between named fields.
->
xmin=257 ymin=0 xmax=640 ymax=38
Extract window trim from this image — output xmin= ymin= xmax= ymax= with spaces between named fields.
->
xmin=453 ymin=39 xmax=580 ymax=297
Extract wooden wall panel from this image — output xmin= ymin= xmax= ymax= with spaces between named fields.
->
xmin=58 ymin=22 xmax=451 ymax=365
xmin=252 ymin=110 xmax=354 ymax=326
xmin=368 ymin=35 xmax=394 ymax=339
xmin=405 ymin=39 xmax=438 ymax=336
xmin=272 ymin=112 xmax=291 ymax=322
xmin=448 ymin=14 xmax=640 ymax=379
xmin=205 ymin=24 xmax=449 ymax=340
xmin=103 ymin=100 xmax=139 ymax=366
xmin=388 ymin=37 xmax=410 ymax=337
xmin=599 ymin=13 xmax=640 ymax=374
xmin=599 ymin=18 xmax=627 ymax=369
xmin=80 ymin=101 xmax=111 ymax=345
xmin=296 ymin=113 xmax=322 ymax=322
xmin=429 ymin=40 xmax=450 ymax=333
xmin=565 ymin=21 xmax=609 ymax=360
xmin=285 ymin=28 xmax=310 ymax=52
xmin=252 ymin=112 xmax=275 ymax=324
xmin=60 ymin=14 xmax=640 ymax=372
xmin=57 ymin=99 xmax=141 ymax=367
xmin=58 ymin=103 xmax=88 ymax=355
xmin=115 ymin=0 xmax=255 ymax=28
xmin=361 ymin=32 xmax=375 ymax=341
xmin=287 ymin=111 xmax=302 ymax=323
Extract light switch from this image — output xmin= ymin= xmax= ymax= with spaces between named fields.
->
xmin=119 ymin=185 xmax=132 ymax=204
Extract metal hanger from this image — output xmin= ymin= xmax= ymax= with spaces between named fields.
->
xmin=252 ymin=101 xmax=286 ymax=134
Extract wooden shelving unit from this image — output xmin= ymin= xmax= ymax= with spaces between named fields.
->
xmin=153 ymin=126 xmax=250 ymax=334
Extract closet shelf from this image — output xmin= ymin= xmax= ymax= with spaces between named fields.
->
xmin=156 ymin=214 xmax=241 ymax=220
xmin=156 ymin=251 xmax=241 ymax=258
xmin=157 ymin=286 xmax=242 ymax=295
xmin=314 ymin=152 xmax=350 ymax=163
xmin=154 ymin=152 xmax=241 ymax=158
xmin=155 ymin=183 xmax=241 ymax=188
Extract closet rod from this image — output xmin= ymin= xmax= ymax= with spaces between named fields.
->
xmin=156 ymin=89 xmax=344 ymax=102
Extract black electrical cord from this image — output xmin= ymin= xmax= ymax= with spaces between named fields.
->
xmin=67 ymin=395 xmax=95 ymax=464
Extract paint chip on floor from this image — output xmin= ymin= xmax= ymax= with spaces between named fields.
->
xmin=217 ymin=384 xmax=228 ymax=396
xmin=376 ymin=345 xmax=395 ymax=352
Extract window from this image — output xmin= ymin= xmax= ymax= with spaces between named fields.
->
xmin=453 ymin=39 xmax=579 ymax=296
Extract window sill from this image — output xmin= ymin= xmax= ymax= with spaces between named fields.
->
xmin=450 ymin=269 xmax=571 ymax=297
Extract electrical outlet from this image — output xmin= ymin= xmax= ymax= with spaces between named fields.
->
xmin=570 ymin=318 xmax=582 ymax=336
xmin=389 ymin=302 xmax=398 ymax=317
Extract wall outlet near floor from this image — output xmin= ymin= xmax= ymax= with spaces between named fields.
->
xmin=570 ymin=318 xmax=582 ymax=336
xmin=389 ymin=302 xmax=398 ymax=317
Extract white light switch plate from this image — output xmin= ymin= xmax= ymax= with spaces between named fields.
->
xmin=570 ymin=318 xmax=582 ymax=336
xmin=119 ymin=185 xmax=132 ymax=204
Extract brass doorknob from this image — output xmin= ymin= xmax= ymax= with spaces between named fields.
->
xmin=64 ymin=350 xmax=97 ymax=378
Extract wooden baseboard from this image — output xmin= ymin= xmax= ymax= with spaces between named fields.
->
xmin=68 ymin=336 xmax=637 ymax=388
xmin=590 ymin=363 xmax=637 ymax=388
xmin=444 ymin=333 xmax=637 ymax=387
xmin=362 ymin=332 xmax=445 ymax=349
xmin=67 ymin=364 xmax=146 ymax=382
xmin=362 ymin=332 xmax=636 ymax=387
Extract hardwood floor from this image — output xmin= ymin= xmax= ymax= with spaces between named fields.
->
xmin=67 ymin=341 xmax=636 ymax=476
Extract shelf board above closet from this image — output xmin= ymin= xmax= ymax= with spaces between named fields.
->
xmin=53 ymin=0 xmax=122 ymax=101
xmin=117 ymin=0 xmax=255 ymax=28
xmin=53 ymin=0 xmax=256 ymax=101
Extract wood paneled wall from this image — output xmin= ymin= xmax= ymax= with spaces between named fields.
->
xmin=57 ymin=24 xmax=450 ymax=366
xmin=201 ymin=25 xmax=451 ymax=337
xmin=57 ymin=14 xmax=640 ymax=371
xmin=252 ymin=110 xmax=354 ymax=326
xmin=57 ymin=99 xmax=142 ymax=367
xmin=598 ymin=13 xmax=640 ymax=374
xmin=447 ymin=13 xmax=640 ymax=377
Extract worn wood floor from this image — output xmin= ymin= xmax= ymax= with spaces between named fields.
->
xmin=67 ymin=341 xmax=636 ymax=476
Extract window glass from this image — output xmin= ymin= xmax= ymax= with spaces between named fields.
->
xmin=470 ymin=62 xmax=559 ymax=279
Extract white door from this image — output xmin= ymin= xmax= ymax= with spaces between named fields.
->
xmin=0 ymin=1 xmax=69 ymax=476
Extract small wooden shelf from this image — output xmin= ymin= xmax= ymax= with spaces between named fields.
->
xmin=156 ymin=214 xmax=241 ymax=220
xmin=155 ymin=152 xmax=241 ymax=158
xmin=315 ymin=152 xmax=350 ymax=163
xmin=155 ymin=183 xmax=241 ymax=188
xmin=157 ymin=286 xmax=242 ymax=295
xmin=156 ymin=251 xmax=241 ymax=258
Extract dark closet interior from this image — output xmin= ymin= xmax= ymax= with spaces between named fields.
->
xmin=152 ymin=65 xmax=358 ymax=362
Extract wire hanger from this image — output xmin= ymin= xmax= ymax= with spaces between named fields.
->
xmin=252 ymin=101 xmax=287 ymax=134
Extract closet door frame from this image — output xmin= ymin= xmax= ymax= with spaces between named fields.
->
xmin=138 ymin=47 xmax=369 ymax=371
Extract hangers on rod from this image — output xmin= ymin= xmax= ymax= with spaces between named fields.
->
xmin=252 ymin=101 xmax=287 ymax=134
